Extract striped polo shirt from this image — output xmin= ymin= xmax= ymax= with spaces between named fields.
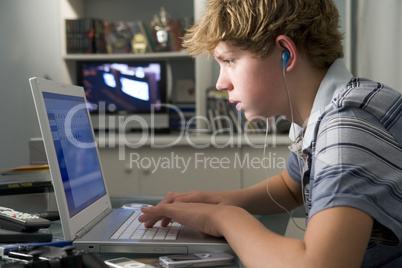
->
xmin=287 ymin=59 xmax=402 ymax=267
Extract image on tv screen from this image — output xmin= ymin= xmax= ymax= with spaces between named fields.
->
xmin=79 ymin=61 xmax=165 ymax=113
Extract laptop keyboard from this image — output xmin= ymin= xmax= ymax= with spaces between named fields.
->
xmin=110 ymin=211 xmax=181 ymax=240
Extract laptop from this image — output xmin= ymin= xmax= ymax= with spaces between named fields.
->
xmin=29 ymin=77 xmax=231 ymax=255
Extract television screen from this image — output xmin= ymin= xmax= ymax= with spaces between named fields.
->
xmin=76 ymin=60 xmax=167 ymax=114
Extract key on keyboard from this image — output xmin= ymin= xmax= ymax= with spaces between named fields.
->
xmin=110 ymin=211 xmax=181 ymax=240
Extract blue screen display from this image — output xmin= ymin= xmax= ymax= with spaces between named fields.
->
xmin=43 ymin=92 xmax=107 ymax=218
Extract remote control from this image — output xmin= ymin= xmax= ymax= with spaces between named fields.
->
xmin=0 ymin=207 xmax=51 ymax=232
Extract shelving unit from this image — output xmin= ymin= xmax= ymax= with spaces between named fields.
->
xmin=57 ymin=0 xmax=291 ymax=195
xmin=59 ymin=0 xmax=213 ymax=131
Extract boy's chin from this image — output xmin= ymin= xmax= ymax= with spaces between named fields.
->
xmin=244 ymin=111 xmax=268 ymax=122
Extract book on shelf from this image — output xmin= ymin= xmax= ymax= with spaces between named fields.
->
xmin=65 ymin=18 xmax=107 ymax=54
xmin=206 ymin=88 xmax=249 ymax=134
xmin=65 ymin=17 xmax=191 ymax=55
xmin=205 ymin=88 xmax=291 ymax=135
xmin=93 ymin=19 xmax=108 ymax=54
xmin=166 ymin=19 xmax=184 ymax=52
xmin=208 ymin=109 xmax=217 ymax=134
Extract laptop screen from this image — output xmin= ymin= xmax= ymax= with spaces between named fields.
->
xmin=42 ymin=92 xmax=107 ymax=218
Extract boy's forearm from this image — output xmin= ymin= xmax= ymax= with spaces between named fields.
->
xmin=214 ymin=205 xmax=307 ymax=268
xmin=229 ymin=173 xmax=301 ymax=215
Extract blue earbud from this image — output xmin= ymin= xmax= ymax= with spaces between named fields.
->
xmin=282 ymin=50 xmax=290 ymax=70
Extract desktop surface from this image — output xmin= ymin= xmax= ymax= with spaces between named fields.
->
xmin=0 ymin=195 xmax=290 ymax=267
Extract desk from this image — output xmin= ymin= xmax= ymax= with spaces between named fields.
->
xmin=109 ymin=195 xmax=290 ymax=235
xmin=107 ymin=196 xmax=291 ymax=267
xmin=1 ymin=195 xmax=291 ymax=267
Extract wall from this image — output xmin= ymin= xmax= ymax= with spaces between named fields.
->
xmin=0 ymin=0 xmax=399 ymax=169
xmin=0 ymin=0 xmax=62 ymax=168
xmin=353 ymin=0 xmax=402 ymax=93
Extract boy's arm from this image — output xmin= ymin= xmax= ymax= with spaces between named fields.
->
xmin=140 ymin=168 xmax=303 ymax=228
xmin=140 ymin=196 xmax=373 ymax=267
xmin=234 ymin=168 xmax=303 ymax=214
xmin=217 ymin=204 xmax=373 ymax=268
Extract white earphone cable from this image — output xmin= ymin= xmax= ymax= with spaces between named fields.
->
xmin=263 ymin=67 xmax=306 ymax=232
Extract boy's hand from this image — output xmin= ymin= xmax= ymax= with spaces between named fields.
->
xmin=138 ymin=190 xmax=234 ymax=232
xmin=139 ymin=201 xmax=235 ymax=237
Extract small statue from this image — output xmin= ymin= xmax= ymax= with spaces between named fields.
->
xmin=151 ymin=7 xmax=171 ymax=51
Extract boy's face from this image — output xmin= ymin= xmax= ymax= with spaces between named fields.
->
xmin=214 ymin=41 xmax=287 ymax=121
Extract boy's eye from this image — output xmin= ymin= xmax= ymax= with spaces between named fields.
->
xmin=214 ymin=56 xmax=235 ymax=67
xmin=226 ymin=59 xmax=235 ymax=66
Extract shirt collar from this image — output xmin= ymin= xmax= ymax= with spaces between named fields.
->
xmin=289 ymin=59 xmax=353 ymax=150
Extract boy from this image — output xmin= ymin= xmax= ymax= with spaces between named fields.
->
xmin=139 ymin=0 xmax=402 ymax=267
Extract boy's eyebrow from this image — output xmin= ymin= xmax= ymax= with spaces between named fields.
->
xmin=213 ymin=54 xmax=225 ymax=62
xmin=214 ymin=51 xmax=235 ymax=61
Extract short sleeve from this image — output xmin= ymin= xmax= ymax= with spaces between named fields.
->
xmin=286 ymin=151 xmax=302 ymax=184
xmin=309 ymin=109 xmax=402 ymax=244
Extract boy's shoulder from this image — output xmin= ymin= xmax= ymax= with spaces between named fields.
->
xmin=333 ymin=77 xmax=401 ymax=113
xmin=328 ymin=77 xmax=402 ymax=144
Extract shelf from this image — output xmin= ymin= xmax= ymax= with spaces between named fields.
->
xmin=63 ymin=50 xmax=191 ymax=61
xmin=32 ymin=134 xmax=291 ymax=148
xmin=95 ymin=133 xmax=291 ymax=148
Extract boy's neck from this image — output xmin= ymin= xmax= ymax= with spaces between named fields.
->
xmin=289 ymin=59 xmax=328 ymax=127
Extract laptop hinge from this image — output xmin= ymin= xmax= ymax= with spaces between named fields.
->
xmin=75 ymin=207 xmax=112 ymax=239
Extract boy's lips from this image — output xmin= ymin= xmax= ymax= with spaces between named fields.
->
xmin=230 ymin=99 xmax=242 ymax=111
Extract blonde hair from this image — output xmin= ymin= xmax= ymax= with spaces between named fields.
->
xmin=183 ymin=0 xmax=344 ymax=69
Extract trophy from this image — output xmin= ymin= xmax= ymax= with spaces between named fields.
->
xmin=151 ymin=7 xmax=171 ymax=51
xmin=131 ymin=26 xmax=149 ymax=54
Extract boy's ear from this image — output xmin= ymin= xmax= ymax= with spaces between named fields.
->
xmin=275 ymin=35 xmax=297 ymax=72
